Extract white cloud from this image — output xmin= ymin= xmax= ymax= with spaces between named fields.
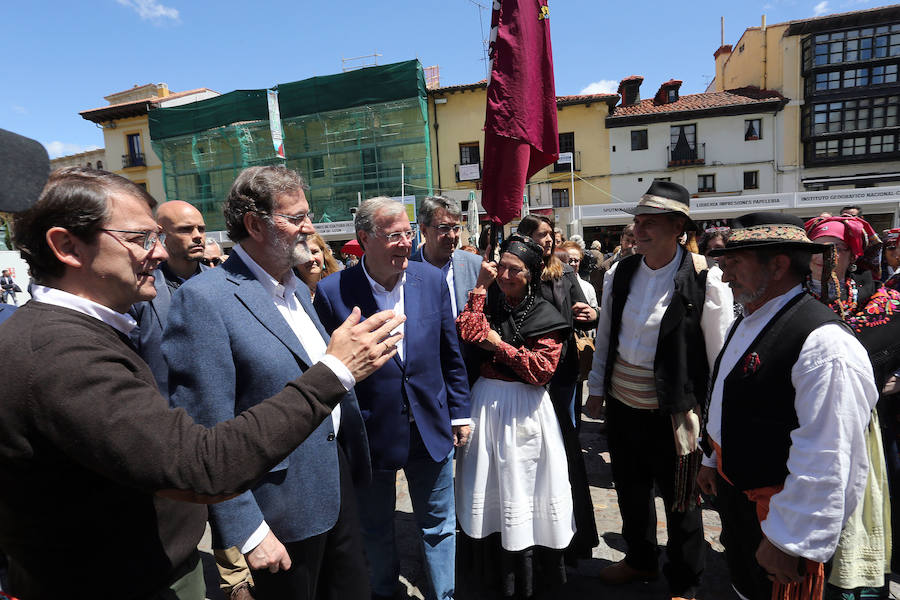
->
xmin=579 ymin=80 xmax=619 ymax=95
xmin=813 ymin=1 xmax=830 ymax=16
xmin=116 ymin=0 xmax=180 ymax=22
xmin=11 ymin=105 xmax=26 ymax=115
xmin=44 ymin=141 xmax=101 ymax=159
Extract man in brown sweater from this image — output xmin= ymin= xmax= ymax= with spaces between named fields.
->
xmin=0 ymin=167 xmax=403 ymax=600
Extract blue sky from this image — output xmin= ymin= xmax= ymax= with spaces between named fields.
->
xmin=1 ymin=0 xmax=883 ymax=158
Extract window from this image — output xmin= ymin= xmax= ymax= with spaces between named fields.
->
xmin=459 ymin=143 xmax=480 ymax=165
xmin=698 ymin=174 xmax=715 ymax=193
xmin=743 ymin=171 xmax=759 ymax=190
xmin=667 ymin=88 xmax=678 ymax=103
xmin=554 ymin=132 xmax=576 ymax=171
xmin=361 ymin=148 xmax=378 ymax=178
xmin=631 ymin=129 xmax=648 ymax=151
xmin=805 ymin=26 xmax=900 ymax=70
xmin=96 ymin=160 xmax=103 ymax=170
xmin=655 ymin=177 xmax=671 ymax=182
xmin=86 ymin=162 xmax=93 ymax=169
xmin=124 ymin=133 xmax=144 ymax=168
xmin=808 ymin=95 xmax=900 ymax=136
xmin=310 ymin=156 xmax=325 ymax=178
xmin=551 ymin=188 xmax=569 ymax=208
xmin=670 ymin=124 xmax=698 ymax=163
xmin=745 ymin=119 xmax=762 ymax=141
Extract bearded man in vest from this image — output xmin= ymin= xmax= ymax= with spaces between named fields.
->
xmin=696 ymin=212 xmax=878 ymax=600
xmin=585 ymin=180 xmax=734 ymax=600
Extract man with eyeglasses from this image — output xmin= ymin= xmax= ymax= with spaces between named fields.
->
xmin=128 ymin=200 xmax=211 ymax=400
xmin=0 ymin=167 xmax=403 ymax=600
xmin=411 ymin=196 xmax=482 ymax=383
xmin=315 ymin=196 xmax=471 ymax=600
xmin=164 ymin=166 xmax=376 ymax=600
xmin=203 ymin=239 xmax=225 ymax=267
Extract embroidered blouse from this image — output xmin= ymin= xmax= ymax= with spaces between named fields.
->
xmin=456 ymin=292 xmax=563 ymax=386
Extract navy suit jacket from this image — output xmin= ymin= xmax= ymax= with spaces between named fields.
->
xmin=409 ymin=247 xmax=482 ymax=316
xmin=163 ymin=253 xmax=370 ymax=550
xmin=128 ymin=263 xmax=208 ymax=399
xmin=314 ymin=260 xmax=470 ymax=470
xmin=0 ymin=303 xmax=16 ymax=325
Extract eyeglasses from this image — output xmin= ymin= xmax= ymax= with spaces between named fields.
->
xmin=566 ymin=257 xmax=581 ymax=265
xmin=201 ymin=257 xmax=223 ymax=266
xmin=271 ymin=211 xmax=314 ymax=224
xmin=100 ymin=229 xmax=165 ymax=251
xmin=431 ymin=224 xmax=461 ymax=235
xmin=376 ymin=229 xmax=415 ymax=244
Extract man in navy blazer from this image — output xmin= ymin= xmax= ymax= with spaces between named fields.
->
xmin=165 ymin=167 xmax=372 ymax=600
xmin=314 ymin=197 xmax=471 ymax=600
xmin=129 ymin=200 xmax=209 ymax=399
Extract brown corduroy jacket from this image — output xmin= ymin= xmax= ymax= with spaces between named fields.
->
xmin=0 ymin=301 xmax=345 ymax=600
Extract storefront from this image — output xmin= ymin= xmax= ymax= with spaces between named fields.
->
xmin=575 ymin=187 xmax=900 ymax=242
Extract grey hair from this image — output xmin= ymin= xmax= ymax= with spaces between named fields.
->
xmin=355 ymin=196 xmax=407 ymax=240
xmin=224 ymin=166 xmax=308 ymax=242
xmin=418 ymin=196 xmax=461 ymax=227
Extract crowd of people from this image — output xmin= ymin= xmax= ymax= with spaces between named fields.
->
xmin=0 ymin=165 xmax=898 ymax=600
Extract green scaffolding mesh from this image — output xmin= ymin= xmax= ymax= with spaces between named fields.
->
xmin=149 ymin=60 xmax=432 ymax=232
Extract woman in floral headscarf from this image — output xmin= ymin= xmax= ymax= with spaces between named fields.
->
xmin=805 ymin=215 xmax=900 ymax=600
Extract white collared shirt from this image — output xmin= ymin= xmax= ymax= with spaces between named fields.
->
xmin=30 ymin=284 xmax=137 ymax=335
xmin=361 ymin=257 xmax=406 ymax=361
xmin=422 ymin=246 xmax=458 ymax=317
xmin=705 ymin=285 xmax=878 ymax=562
xmin=232 ymin=245 xmax=355 ymax=554
xmin=588 ymin=246 xmax=734 ymax=396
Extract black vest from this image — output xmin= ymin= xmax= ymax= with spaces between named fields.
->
xmin=718 ymin=293 xmax=842 ymax=491
xmin=605 ymin=251 xmax=711 ymax=415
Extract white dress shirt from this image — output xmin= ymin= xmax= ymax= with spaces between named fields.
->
xmin=422 ymin=247 xmax=459 ymax=317
xmin=361 ymin=258 xmax=471 ymax=427
xmin=30 ymin=284 xmax=138 ymax=335
xmin=705 ymin=285 xmax=878 ymax=562
xmin=587 ymin=246 xmax=734 ymax=396
xmin=233 ymin=245 xmax=354 ymax=554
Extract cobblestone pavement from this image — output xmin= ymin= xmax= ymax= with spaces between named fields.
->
xmin=197 ymin=414 xmax=900 ymax=600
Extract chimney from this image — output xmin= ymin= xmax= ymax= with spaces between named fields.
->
xmin=713 ymin=45 xmax=732 ymax=92
xmin=654 ymin=79 xmax=683 ymax=104
xmin=617 ymin=76 xmax=644 ymax=106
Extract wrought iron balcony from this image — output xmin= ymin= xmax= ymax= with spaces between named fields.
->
xmin=122 ymin=152 xmax=145 ymax=168
xmin=667 ymin=143 xmax=705 ymax=167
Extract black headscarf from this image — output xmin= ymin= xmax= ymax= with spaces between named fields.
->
xmin=486 ymin=235 xmax=569 ymax=348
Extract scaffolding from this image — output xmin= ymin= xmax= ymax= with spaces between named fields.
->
xmin=149 ymin=60 xmax=432 ymax=232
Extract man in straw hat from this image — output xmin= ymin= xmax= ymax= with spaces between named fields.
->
xmin=585 ymin=180 xmax=734 ymax=600
xmin=697 ymin=212 xmax=878 ymax=600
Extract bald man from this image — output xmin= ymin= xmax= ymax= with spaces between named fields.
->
xmin=128 ymin=200 xmax=210 ymax=399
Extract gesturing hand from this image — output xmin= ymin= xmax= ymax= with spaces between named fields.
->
xmin=326 ymin=307 xmax=405 ymax=382
xmin=473 ymin=261 xmax=498 ymax=294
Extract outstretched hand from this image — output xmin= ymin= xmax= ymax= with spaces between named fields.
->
xmin=326 ymin=307 xmax=405 ymax=381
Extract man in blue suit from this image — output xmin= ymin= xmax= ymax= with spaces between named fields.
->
xmin=129 ymin=200 xmax=209 ymax=399
xmin=411 ymin=196 xmax=482 ymax=385
xmin=314 ymin=197 xmax=471 ymax=600
xmin=165 ymin=166 xmax=373 ymax=600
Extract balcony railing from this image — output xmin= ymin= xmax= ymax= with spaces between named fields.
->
xmin=122 ymin=152 xmax=145 ymax=168
xmin=553 ymin=150 xmax=582 ymax=172
xmin=667 ymin=143 xmax=705 ymax=167
xmin=456 ymin=162 xmax=482 ymax=182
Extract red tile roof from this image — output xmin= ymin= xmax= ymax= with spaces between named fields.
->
xmin=608 ymin=86 xmax=785 ymax=119
xmin=80 ymin=88 xmax=217 ymax=123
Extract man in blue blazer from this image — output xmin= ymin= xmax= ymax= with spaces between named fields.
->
xmin=129 ymin=200 xmax=209 ymax=399
xmin=314 ymin=197 xmax=471 ymax=600
xmin=410 ymin=195 xmax=482 ymax=385
xmin=165 ymin=166 xmax=373 ymax=600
